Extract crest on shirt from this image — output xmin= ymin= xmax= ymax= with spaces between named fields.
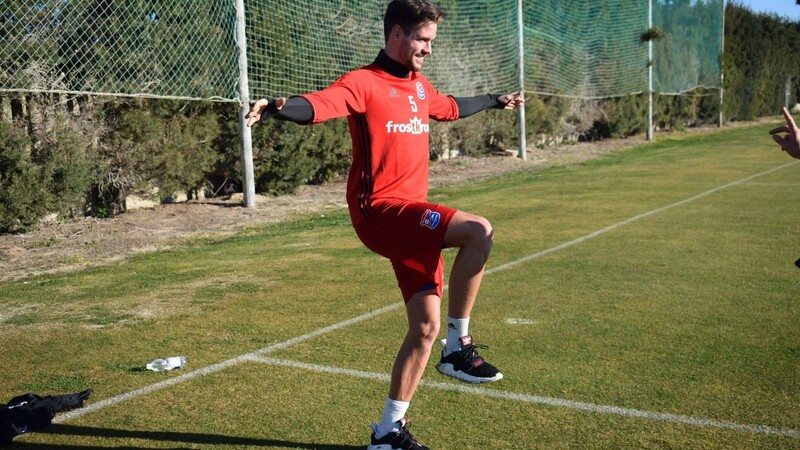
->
xmin=388 ymin=88 xmax=399 ymax=97
xmin=415 ymin=82 xmax=426 ymax=100
xmin=420 ymin=209 xmax=441 ymax=230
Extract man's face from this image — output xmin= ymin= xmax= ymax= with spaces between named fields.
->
xmin=390 ymin=21 xmax=437 ymax=72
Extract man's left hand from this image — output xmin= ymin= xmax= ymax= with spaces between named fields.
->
xmin=498 ymin=91 xmax=525 ymax=110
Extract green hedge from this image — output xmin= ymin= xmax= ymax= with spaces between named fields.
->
xmin=723 ymin=2 xmax=800 ymax=121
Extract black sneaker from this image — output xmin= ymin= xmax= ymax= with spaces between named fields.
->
xmin=436 ymin=335 xmax=503 ymax=383
xmin=367 ymin=418 xmax=430 ymax=450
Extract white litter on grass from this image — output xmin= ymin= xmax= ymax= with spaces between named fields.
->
xmin=505 ymin=318 xmax=536 ymax=325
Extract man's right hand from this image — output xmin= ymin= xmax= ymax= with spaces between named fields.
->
xmin=246 ymin=97 xmax=286 ymax=127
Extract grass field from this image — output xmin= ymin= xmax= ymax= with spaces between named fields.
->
xmin=1 ymin=122 xmax=799 ymax=449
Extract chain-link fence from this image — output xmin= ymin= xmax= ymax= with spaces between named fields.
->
xmin=1 ymin=0 xmax=239 ymax=100
xmin=1 ymin=0 xmax=724 ymax=102
xmin=1 ymin=0 xmax=725 ymax=207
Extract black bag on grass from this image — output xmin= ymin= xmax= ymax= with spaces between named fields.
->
xmin=0 ymin=389 xmax=92 ymax=447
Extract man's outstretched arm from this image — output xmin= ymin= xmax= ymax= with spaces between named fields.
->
xmin=245 ymin=96 xmax=314 ymax=127
xmin=454 ymin=91 xmax=525 ymax=118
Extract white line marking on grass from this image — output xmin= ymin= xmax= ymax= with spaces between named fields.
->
xmin=488 ymin=161 xmax=800 ymax=275
xmin=53 ymin=161 xmax=799 ymax=425
xmin=54 ymin=303 xmax=403 ymax=423
xmin=748 ymin=183 xmax=800 ymax=187
xmin=248 ymin=356 xmax=800 ymax=439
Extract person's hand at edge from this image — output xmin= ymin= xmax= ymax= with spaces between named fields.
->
xmin=769 ymin=106 xmax=800 ymax=160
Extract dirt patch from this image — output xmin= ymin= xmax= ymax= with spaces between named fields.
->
xmin=0 ymin=125 xmax=745 ymax=282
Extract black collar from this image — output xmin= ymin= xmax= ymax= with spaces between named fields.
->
xmin=374 ymin=50 xmax=411 ymax=79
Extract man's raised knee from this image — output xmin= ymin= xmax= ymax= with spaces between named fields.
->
xmin=445 ymin=213 xmax=494 ymax=255
xmin=468 ymin=216 xmax=493 ymax=256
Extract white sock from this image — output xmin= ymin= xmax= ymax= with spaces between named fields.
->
xmin=445 ymin=316 xmax=470 ymax=355
xmin=374 ymin=397 xmax=409 ymax=439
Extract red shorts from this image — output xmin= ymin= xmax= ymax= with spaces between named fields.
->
xmin=354 ymin=199 xmax=457 ymax=302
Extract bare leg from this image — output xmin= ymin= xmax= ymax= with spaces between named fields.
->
xmin=443 ymin=211 xmax=493 ymax=319
xmin=388 ymin=292 xmax=441 ymax=401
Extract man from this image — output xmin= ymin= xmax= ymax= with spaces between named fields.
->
xmin=247 ymin=1 xmax=524 ymax=448
xmin=770 ymin=106 xmax=800 ymax=160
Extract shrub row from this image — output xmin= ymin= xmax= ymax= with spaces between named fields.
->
xmin=0 ymin=88 xmax=723 ymax=234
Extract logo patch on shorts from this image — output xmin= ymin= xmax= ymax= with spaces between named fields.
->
xmin=420 ymin=209 xmax=441 ymax=230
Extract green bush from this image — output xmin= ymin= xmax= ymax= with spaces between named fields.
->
xmin=0 ymin=119 xmax=93 ymax=233
xmin=35 ymin=127 xmax=96 ymax=218
xmin=430 ymin=93 xmax=571 ymax=157
xmin=207 ymin=103 xmax=244 ymax=196
xmin=0 ymin=123 xmax=44 ymax=233
xmin=653 ymin=89 xmax=720 ymax=131
xmin=145 ymin=106 xmax=221 ymax=200
xmin=431 ymin=110 xmax=517 ymax=158
xmin=303 ymin=119 xmax=353 ymax=185
xmin=526 ymin=94 xmax=573 ymax=138
xmin=0 ymin=121 xmax=93 ymax=232
xmin=97 ymin=100 xmax=222 ymax=209
xmin=603 ymin=94 xmax=648 ymax=138
xmin=251 ymin=118 xmax=350 ymax=195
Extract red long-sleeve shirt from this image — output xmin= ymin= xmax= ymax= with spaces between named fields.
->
xmin=301 ymin=55 xmax=460 ymax=225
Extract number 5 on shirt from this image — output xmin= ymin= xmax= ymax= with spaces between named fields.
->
xmin=408 ymin=96 xmax=418 ymax=113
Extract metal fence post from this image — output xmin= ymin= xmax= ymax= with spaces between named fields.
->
xmin=235 ymin=0 xmax=256 ymax=208
xmin=517 ymin=0 xmax=527 ymax=160
xmin=647 ymin=0 xmax=654 ymax=142
xmin=719 ymin=0 xmax=726 ymax=128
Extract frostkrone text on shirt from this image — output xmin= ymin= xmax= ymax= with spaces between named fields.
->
xmin=385 ymin=117 xmax=429 ymax=134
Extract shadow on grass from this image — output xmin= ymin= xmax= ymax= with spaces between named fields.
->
xmin=10 ymin=424 xmax=363 ymax=449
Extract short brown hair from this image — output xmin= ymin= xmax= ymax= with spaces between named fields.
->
xmin=383 ymin=0 xmax=446 ymax=42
